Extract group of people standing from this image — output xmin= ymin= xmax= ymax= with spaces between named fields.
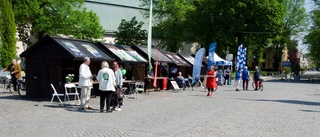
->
xmin=235 ymin=66 xmax=261 ymax=91
xmin=78 ymin=57 xmax=123 ymax=112
xmin=206 ymin=65 xmax=261 ymax=96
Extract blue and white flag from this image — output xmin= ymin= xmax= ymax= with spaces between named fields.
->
xmin=207 ymin=42 xmax=217 ymax=70
xmin=192 ymin=48 xmax=205 ymax=84
xmin=236 ymin=44 xmax=247 ymax=71
xmin=242 ymin=48 xmax=247 ymax=68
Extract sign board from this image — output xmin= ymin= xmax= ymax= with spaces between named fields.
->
xmin=282 ymin=61 xmax=291 ymax=67
xmin=170 ymin=80 xmax=180 ymax=90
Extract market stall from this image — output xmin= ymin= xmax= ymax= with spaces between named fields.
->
xmin=20 ymin=35 xmax=114 ymax=99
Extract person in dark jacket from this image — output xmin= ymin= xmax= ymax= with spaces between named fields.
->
xmin=242 ymin=66 xmax=250 ymax=90
xmin=253 ymin=66 xmax=261 ymax=90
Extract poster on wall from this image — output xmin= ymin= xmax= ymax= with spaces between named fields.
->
xmin=166 ymin=54 xmax=179 ymax=63
xmin=119 ymin=50 xmax=136 ymax=61
xmin=63 ymin=41 xmax=86 ymax=57
xmin=126 ymin=50 xmax=147 ymax=62
xmin=81 ymin=44 xmax=103 ymax=58
xmin=174 ymin=55 xmax=187 ymax=64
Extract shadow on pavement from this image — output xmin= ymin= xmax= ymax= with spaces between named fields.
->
xmin=43 ymin=104 xmax=101 ymax=113
xmin=264 ymin=79 xmax=319 ymax=84
xmin=0 ymin=94 xmax=29 ymax=101
xmin=241 ymin=99 xmax=320 ymax=106
xmin=300 ymin=109 xmax=320 ymax=113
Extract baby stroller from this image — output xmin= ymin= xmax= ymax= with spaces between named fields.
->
xmin=111 ymin=87 xmax=124 ymax=109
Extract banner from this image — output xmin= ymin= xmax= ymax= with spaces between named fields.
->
xmin=242 ymin=48 xmax=247 ymax=68
xmin=207 ymin=42 xmax=217 ymax=70
xmin=192 ymin=48 xmax=205 ymax=84
xmin=236 ymin=44 xmax=243 ymax=71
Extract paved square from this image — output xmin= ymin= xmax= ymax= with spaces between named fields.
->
xmin=0 ymin=77 xmax=319 ymax=137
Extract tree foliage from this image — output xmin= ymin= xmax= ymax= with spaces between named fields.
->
xmin=0 ymin=0 xmax=17 ymax=67
xmin=114 ymin=17 xmax=147 ymax=46
xmin=273 ymin=0 xmax=307 ymax=71
xmin=141 ymin=0 xmax=195 ymax=52
xmin=305 ymin=8 xmax=320 ymax=67
xmin=141 ymin=0 xmax=308 ymax=71
xmin=141 ymin=0 xmax=287 ymax=55
xmin=12 ymin=0 xmax=105 ymax=47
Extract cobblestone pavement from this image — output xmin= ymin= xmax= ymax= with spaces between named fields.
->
xmin=0 ymin=77 xmax=319 ymax=137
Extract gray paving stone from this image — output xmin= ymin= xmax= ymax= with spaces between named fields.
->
xmin=0 ymin=76 xmax=319 ymax=137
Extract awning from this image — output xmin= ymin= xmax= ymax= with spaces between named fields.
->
xmin=132 ymin=46 xmax=174 ymax=63
xmin=163 ymin=52 xmax=191 ymax=67
xmin=178 ymin=54 xmax=195 ymax=66
xmin=213 ymin=53 xmax=233 ymax=66
xmin=20 ymin=35 xmax=114 ymax=61
xmin=117 ymin=45 xmax=147 ymax=63
xmin=97 ymin=42 xmax=147 ymax=63
xmin=54 ymin=38 xmax=113 ymax=60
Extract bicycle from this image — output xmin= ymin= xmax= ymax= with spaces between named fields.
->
xmin=6 ymin=76 xmax=27 ymax=98
xmin=252 ymin=79 xmax=263 ymax=91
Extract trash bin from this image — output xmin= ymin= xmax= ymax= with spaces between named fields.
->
xmin=163 ymin=78 xmax=167 ymax=90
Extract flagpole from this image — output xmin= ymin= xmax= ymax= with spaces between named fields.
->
xmin=147 ymin=0 xmax=153 ymax=71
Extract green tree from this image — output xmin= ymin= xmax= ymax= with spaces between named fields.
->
xmin=12 ymin=0 xmax=105 ymax=47
xmin=114 ymin=17 xmax=147 ymax=46
xmin=305 ymin=9 xmax=320 ymax=67
xmin=0 ymin=0 xmax=17 ymax=67
xmin=273 ymin=0 xmax=307 ymax=71
xmin=68 ymin=9 xmax=105 ymax=41
xmin=141 ymin=0 xmax=195 ymax=52
xmin=141 ymin=0 xmax=286 ymax=56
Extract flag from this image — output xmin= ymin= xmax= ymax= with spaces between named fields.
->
xmin=153 ymin=48 xmax=159 ymax=87
xmin=236 ymin=44 xmax=243 ymax=71
xmin=207 ymin=42 xmax=217 ymax=70
xmin=242 ymin=48 xmax=247 ymax=68
xmin=147 ymin=0 xmax=153 ymax=71
xmin=192 ymin=48 xmax=205 ymax=84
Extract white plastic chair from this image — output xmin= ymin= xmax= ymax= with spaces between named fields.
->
xmin=64 ymin=83 xmax=80 ymax=105
xmin=134 ymin=82 xmax=144 ymax=99
xmin=121 ymin=87 xmax=128 ymax=98
xmin=50 ymin=84 xmax=64 ymax=106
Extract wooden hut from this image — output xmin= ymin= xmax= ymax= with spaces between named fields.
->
xmin=96 ymin=42 xmax=148 ymax=81
xmin=162 ymin=51 xmax=191 ymax=78
xmin=132 ymin=46 xmax=174 ymax=90
xmin=20 ymin=35 xmax=114 ymax=99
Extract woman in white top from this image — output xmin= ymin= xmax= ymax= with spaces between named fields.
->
xmin=96 ymin=61 xmax=116 ymax=113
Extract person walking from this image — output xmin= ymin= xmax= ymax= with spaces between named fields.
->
xmin=235 ymin=68 xmax=241 ymax=91
xmin=113 ymin=62 xmax=123 ymax=111
xmin=253 ymin=66 xmax=261 ymax=91
xmin=2 ymin=59 xmax=22 ymax=92
xmin=78 ymin=57 xmax=93 ymax=111
xmin=242 ymin=66 xmax=250 ymax=90
xmin=206 ymin=66 xmax=217 ymax=97
xmin=96 ymin=61 xmax=116 ymax=113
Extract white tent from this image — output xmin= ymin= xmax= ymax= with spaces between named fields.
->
xmin=214 ymin=53 xmax=232 ymax=66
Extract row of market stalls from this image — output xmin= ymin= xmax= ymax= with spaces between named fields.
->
xmin=20 ymin=35 xmax=200 ymax=99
